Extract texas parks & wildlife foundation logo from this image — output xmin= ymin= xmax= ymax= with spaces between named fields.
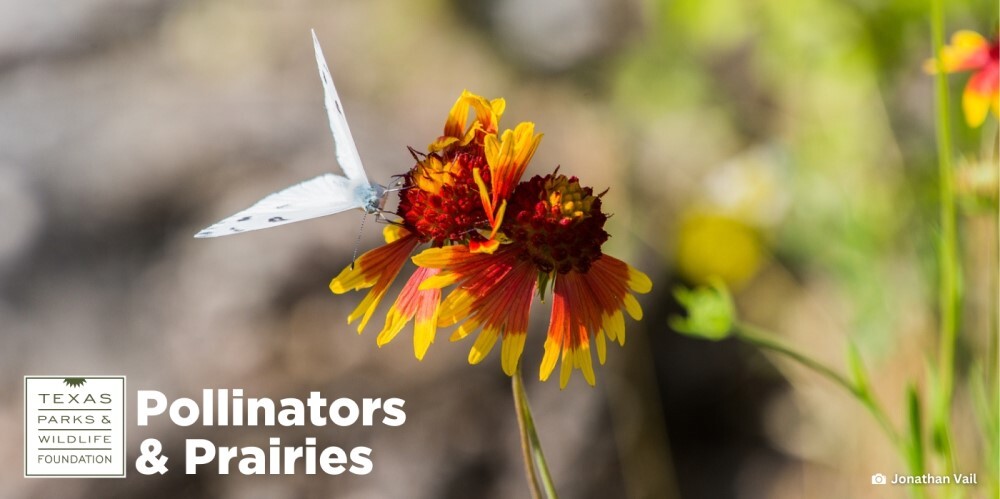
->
xmin=24 ymin=376 xmax=126 ymax=477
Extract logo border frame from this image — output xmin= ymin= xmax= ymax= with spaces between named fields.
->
xmin=23 ymin=375 xmax=127 ymax=478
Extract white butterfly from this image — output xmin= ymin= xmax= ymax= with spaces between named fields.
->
xmin=194 ymin=30 xmax=387 ymax=239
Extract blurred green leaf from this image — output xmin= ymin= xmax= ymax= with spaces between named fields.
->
xmin=924 ymin=362 xmax=953 ymax=457
xmin=905 ymin=385 xmax=925 ymax=476
xmin=670 ymin=279 xmax=735 ymax=340
xmin=846 ymin=342 xmax=871 ymax=398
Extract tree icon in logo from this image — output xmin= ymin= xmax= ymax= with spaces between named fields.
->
xmin=62 ymin=378 xmax=87 ymax=387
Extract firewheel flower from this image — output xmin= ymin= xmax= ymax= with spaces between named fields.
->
xmin=329 ymin=90 xmax=541 ymax=359
xmin=331 ymin=90 xmax=648 ymax=387
xmin=924 ymin=30 xmax=1000 ymax=127
xmin=414 ymin=173 xmax=652 ymax=388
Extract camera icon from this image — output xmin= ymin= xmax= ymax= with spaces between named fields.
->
xmin=871 ymin=473 xmax=887 ymax=485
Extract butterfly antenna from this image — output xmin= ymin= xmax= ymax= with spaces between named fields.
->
xmin=351 ymin=213 xmax=367 ymax=270
xmin=407 ymin=146 xmax=427 ymax=162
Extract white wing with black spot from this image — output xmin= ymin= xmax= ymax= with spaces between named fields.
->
xmin=194 ymin=174 xmax=364 ymax=238
xmin=311 ymin=29 xmax=369 ymax=186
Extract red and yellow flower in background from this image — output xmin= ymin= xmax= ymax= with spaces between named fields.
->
xmin=925 ymin=30 xmax=1000 ymax=127
xmin=332 ymin=89 xmax=649 ymax=388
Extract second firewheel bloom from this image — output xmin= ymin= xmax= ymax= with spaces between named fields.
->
xmin=331 ymin=90 xmax=651 ymax=388
xmin=924 ymin=29 xmax=1000 ymax=127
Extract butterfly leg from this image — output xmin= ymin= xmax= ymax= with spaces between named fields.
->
xmin=374 ymin=210 xmax=405 ymax=226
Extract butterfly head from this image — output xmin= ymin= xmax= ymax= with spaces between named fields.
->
xmin=360 ymin=183 xmax=388 ymax=215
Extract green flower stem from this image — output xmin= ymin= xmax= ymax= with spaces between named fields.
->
xmin=734 ymin=323 xmax=901 ymax=449
xmin=512 ymin=365 xmax=558 ymax=499
xmin=929 ymin=0 xmax=960 ymax=484
xmin=735 ymin=322 xmax=934 ymax=499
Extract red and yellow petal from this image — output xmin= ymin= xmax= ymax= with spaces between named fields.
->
xmin=963 ymin=85 xmax=994 ymax=127
xmin=411 ymin=155 xmax=459 ymax=195
xmin=479 ymin=97 xmax=506 ymax=138
xmin=415 ymin=245 xmax=537 ymax=375
xmin=470 ymin=236 xmax=502 ymax=254
xmin=412 ymin=244 xmax=473 ymax=273
xmin=924 ymin=30 xmax=991 ymax=74
xmin=440 ymin=91 xmax=474 ymax=143
xmin=962 ymin=64 xmax=1000 ymax=126
xmin=429 ymin=90 xmax=505 ymax=152
xmin=540 ymin=272 xmax=598 ymax=388
xmin=376 ymin=266 xmax=442 ymax=360
xmin=484 ymin=121 xmax=543 ymax=207
xmin=329 ymin=232 xmax=420 ymax=333
xmin=540 ymin=256 xmax=651 ymax=388
xmin=382 ymin=224 xmax=409 ymax=243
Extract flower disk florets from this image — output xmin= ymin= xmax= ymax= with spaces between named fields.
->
xmin=397 ymin=146 xmax=492 ymax=247
xmin=507 ymin=173 xmax=608 ymax=274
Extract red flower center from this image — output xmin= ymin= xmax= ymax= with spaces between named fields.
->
xmin=397 ymin=145 xmax=493 ymax=247
xmin=506 ymin=173 xmax=608 ymax=274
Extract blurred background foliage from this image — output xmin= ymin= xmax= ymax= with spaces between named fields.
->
xmin=0 ymin=0 xmax=996 ymax=498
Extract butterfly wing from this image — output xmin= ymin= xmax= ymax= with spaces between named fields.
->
xmin=194 ymin=174 xmax=365 ymax=238
xmin=311 ymin=29 xmax=370 ymax=186
xmin=195 ymin=32 xmax=379 ymax=239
